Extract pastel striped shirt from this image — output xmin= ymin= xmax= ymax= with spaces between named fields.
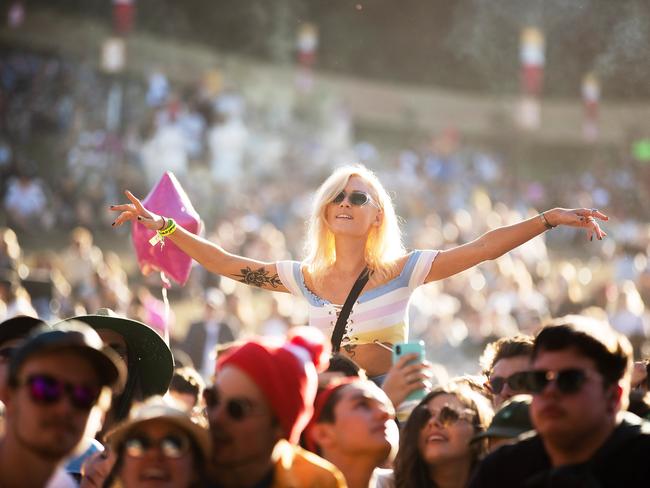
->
xmin=276 ymin=250 xmax=438 ymax=346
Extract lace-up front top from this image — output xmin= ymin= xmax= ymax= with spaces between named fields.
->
xmin=276 ymin=250 xmax=438 ymax=347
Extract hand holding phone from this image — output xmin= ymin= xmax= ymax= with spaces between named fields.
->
xmin=383 ymin=341 xmax=428 ymax=405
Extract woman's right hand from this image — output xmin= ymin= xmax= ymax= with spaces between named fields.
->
xmin=110 ymin=190 xmax=165 ymax=231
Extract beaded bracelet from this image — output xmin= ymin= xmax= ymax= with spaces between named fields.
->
xmin=149 ymin=218 xmax=178 ymax=246
xmin=540 ymin=212 xmax=556 ymax=230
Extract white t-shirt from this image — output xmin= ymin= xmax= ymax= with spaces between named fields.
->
xmin=46 ymin=467 xmax=77 ymax=488
xmin=372 ymin=468 xmax=395 ymax=488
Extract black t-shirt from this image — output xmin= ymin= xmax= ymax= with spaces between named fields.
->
xmin=468 ymin=415 xmax=650 ymax=488
xmin=209 ymin=468 xmax=274 ymax=488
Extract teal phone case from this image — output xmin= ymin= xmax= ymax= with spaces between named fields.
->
xmin=392 ymin=341 xmax=426 ymax=401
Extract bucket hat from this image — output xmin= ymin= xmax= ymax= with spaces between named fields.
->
xmin=106 ymin=396 xmax=211 ymax=461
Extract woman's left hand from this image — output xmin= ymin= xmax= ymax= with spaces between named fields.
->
xmin=381 ymin=353 xmax=433 ymax=408
xmin=545 ymin=208 xmax=609 ymax=241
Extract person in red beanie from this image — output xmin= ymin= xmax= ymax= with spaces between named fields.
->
xmin=204 ymin=326 xmax=346 ymax=488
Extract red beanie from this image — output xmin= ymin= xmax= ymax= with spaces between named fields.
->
xmin=304 ymin=376 xmax=360 ymax=452
xmin=216 ymin=326 xmax=330 ymax=444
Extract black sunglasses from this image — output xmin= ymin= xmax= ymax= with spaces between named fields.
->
xmin=19 ymin=373 xmax=100 ymax=411
xmin=203 ymin=387 xmax=261 ymax=421
xmin=420 ymin=404 xmax=475 ymax=427
xmin=332 ymin=190 xmax=374 ymax=207
xmin=525 ymin=368 xmax=589 ymax=395
xmin=124 ymin=433 xmax=191 ymax=459
xmin=489 ymin=371 xmax=529 ymax=395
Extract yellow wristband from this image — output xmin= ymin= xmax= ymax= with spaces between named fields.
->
xmin=149 ymin=218 xmax=177 ymax=246
xmin=159 ymin=219 xmax=177 ymax=236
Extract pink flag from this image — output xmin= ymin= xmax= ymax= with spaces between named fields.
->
xmin=131 ymin=172 xmax=201 ymax=287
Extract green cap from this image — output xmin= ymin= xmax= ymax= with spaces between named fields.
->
xmin=472 ymin=394 xmax=534 ymax=442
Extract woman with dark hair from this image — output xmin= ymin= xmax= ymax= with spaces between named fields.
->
xmin=393 ymin=383 xmax=493 ymax=488
xmin=112 ymin=164 xmax=607 ymax=379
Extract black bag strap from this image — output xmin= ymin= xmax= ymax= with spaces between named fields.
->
xmin=331 ymin=267 xmax=370 ymax=353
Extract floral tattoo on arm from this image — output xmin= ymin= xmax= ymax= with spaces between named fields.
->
xmin=232 ymin=266 xmax=282 ymax=288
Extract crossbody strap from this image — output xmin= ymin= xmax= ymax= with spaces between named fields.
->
xmin=331 ymin=267 xmax=370 ymax=354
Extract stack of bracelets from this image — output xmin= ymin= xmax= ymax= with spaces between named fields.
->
xmin=159 ymin=218 xmax=177 ymax=236
xmin=148 ymin=218 xmax=178 ymax=247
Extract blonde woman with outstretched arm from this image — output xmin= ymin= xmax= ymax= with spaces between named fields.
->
xmin=111 ymin=164 xmax=607 ymax=380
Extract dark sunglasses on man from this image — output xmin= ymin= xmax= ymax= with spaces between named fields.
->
xmin=488 ymin=371 xmax=529 ymax=395
xmin=16 ymin=373 xmax=101 ymax=411
xmin=203 ymin=386 xmax=265 ymax=421
xmin=524 ymin=368 xmax=591 ymax=395
xmin=331 ymin=190 xmax=376 ymax=207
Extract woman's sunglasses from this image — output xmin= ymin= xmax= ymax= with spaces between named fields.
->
xmin=203 ymin=387 xmax=261 ymax=421
xmin=524 ymin=368 xmax=589 ymax=395
xmin=19 ymin=373 xmax=100 ymax=411
xmin=124 ymin=434 xmax=191 ymax=459
xmin=331 ymin=190 xmax=374 ymax=207
xmin=421 ymin=404 xmax=475 ymax=427
xmin=488 ymin=371 xmax=529 ymax=395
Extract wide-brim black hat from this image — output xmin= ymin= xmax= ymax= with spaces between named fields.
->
xmin=0 ymin=315 xmax=45 ymax=346
xmin=59 ymin=309 xmax=174 ymax=396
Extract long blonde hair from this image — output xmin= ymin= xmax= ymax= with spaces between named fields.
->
xmin=304 ymin=164 xmax=406 ymax=282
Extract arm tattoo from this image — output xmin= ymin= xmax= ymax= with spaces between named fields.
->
xmin=232 ymin=266 xmax=282 ymax=288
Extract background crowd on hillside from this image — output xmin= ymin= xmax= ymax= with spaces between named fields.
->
xmin=0 ymin=26 xmax=649 ymax=487
xmin=1 ymin=48 xmax=649 ymax=379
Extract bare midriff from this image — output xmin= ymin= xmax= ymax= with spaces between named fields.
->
xmin=339 ymin=341 xmax=393 ymax=378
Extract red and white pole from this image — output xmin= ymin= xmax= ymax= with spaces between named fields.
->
xmin=295 ymin=22 xmax=319 ymax=92
xmin=582 ymin=73 xmax=600 ymax=142
xmin=113 ymin=0 xmax=135 ymax=36
xmin=517 ymin=27 xmax=545 ymax=130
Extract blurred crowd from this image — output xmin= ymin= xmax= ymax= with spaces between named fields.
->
xmin=0 ymin=46 xmax=650 ymax=487
xmin=1 ymin=48 xmax=649 ymax=377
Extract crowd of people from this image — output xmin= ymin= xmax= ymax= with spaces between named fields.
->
xmin=1 ymin=43 xmax=650 ymax=487
xmin=2 ymin=304 xmax=650 ymax=487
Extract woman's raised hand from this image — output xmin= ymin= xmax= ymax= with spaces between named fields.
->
xmin=110 ymin=190 xmax=165 ymax=231
xmin=546 ymin=207 xmax=609 ymax=241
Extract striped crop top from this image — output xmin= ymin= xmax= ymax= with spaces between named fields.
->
xmin=276 ymin=250 xmax=438 ymax=347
